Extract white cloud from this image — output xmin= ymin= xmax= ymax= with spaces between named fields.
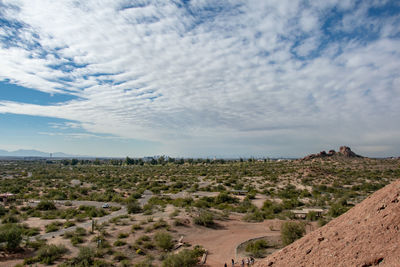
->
xmin=0 ymin=0 xmax=399 ymax=157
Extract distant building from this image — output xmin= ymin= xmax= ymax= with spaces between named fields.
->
xmin=291 ymin=208 xmax=325 ymax=219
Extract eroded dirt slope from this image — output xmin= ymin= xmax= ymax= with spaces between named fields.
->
xmin=256 ymin=179 xmax=400 ymax=267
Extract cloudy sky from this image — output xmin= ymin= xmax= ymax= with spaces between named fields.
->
xmin=0 ymin=0 xmax=399 ymax=158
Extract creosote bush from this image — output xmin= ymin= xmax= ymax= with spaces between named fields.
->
xmin=245 ymin=239 xmax=269 ymax=258
xmin=154 ymin=231 xmax=173 ymax=251
xmin=24 ymin=244 xmax=68 ymax=265
xmin=281 ymin=221 xmax=306 ymax=246
xmin=0 ymin=223 xmax=23 ymax=251
xmin=193 ymin=210 xmax=214 ymax=227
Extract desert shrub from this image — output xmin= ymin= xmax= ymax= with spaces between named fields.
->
xmin=113 ymin=251 xmax=127 ymax=261
xmin=37 ymin=200 xmax=57 ymax=211
xmin=134 ymin=259 xmax=154 ymax=267
xmin=92 ymin=235 xmax=110 ymax=249
xmin=137 ymin=235 xmax=151 ymax=243
xmin=0 ymin=223 xmax=23 ymax=251
xmin=162 ymin=248 xmax=203 ymax=267
xmin=45 ymin=221 xmax=62 ymax=233
xmin=78 ymin=205 xmax=107 ymax=218
xmin=242 ymin=210 xmax=265 ymax=222
xmin=1 ymin=214 xmax=19 ymax=223
xmin=154 ymin=232 xmax=173 ymax=251
xmin=0 ymin=205 xmax=6 ymax=216
xmin=71 ymin=235 xmax=85 ymax=246
xmin=214 ymin=192 xmax=237 ymax=204
xmin=153 ymin=218 xmax=169 ymax=230
xmin=118 ymin=232 xmax=129 ymax=239
xmin=281 ymin=221 xmax=306 ymax=246
xmin=23 ymin=226 xmax=40 ymax=237
xmin=120 ymin=259 xmax=132 ymax=267
xmin=24 ymin=244 xmax=67 ymax=265
xmin=64 ymin=220 xmax=76 ymax=228
xmin=127 ymin=199 xmax=142 ymax=214
xmin=306 ymin=211 xmax=318 ymax=221
xmin=262 ymin=200 xmax=283 ymax=215
xmin=72 ymin=246 xmax=96 ymax=266
xmin=245 ymin=239 xmax=269 ymax=258
xmin=193 ymin=210 xmax=214 ymax=227
xmin=114 ymin=239 xmax=126 ymax=246
xmin=328 ymin=202 xmax=349 ymax=217
xmin=317 ymin=217 xmax=328 ymax=227
xmin=131 ymin=223 xmax=142 ymax=232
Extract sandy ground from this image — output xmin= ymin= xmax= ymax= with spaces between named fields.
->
xmin=180 ymin=215 xmax=284 ymax=267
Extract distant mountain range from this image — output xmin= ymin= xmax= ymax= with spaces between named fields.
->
xmin=0 ymin=149 xmax=76 ymax=158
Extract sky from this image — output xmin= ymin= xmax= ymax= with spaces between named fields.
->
xmin=0 ymin=0 xmax=399 ymax=158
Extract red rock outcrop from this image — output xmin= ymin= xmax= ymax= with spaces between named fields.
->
xmin=255 ymin=179 xmax=400 ymax=267
xmin=302 ymin=146 xmax=362 ymax=160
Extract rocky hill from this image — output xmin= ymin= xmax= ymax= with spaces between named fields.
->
xmin=255 ymin=179 xmax=400 ymax=267
xmin=302 ymin=146 xmax=362 ymax=160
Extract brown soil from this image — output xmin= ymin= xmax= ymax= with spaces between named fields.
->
xmin=180 ymin=216 xmax=285 ymax=266
xmin=255 ymin=179 xmax=400 ymax=267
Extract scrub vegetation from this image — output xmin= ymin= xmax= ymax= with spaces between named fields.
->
xmin=0 ymin=156 xmax=398 ymax=266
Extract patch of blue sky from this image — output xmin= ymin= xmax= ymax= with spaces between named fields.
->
xmin=177 ymin=1 xmax=244 ymax=33
xmin=0 ymin=113 xmax=160 ymax=156
xmin=321 ymin=5 xmax=383 ymax=44
xmin=47 ymin=61 xmax=89 ymax=73
xmin=0 ymin=114 xmax=70 ymax=135
xmin=368 ymin=1 xmax=400 ymax=17
xmin=0 ymin=81 xmax=79 ymax=105
xmin=117 ymin=1 xmax=148 ymax=11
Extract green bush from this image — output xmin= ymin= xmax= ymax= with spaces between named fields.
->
xmin=0 ymin=205 xmax=6 ymax=216
xmin=154 ymin=232 xmax=173 ymax=251
xmin=328 ymin=202 xmax=349 ymax=217
xmin=245 ymin=239 xmax=269 ymax=258
xmin=242 ymin=210 xmax=265 ymax=222
xmin=114 ymin=239 xmax=126 ymax=246
xmin=1 ymin=214 xmax=19 ymax=223
xmin=45 ymin=221 xmax=62 ymax=233
xmin=24 ymin=244 xmax=67 ymax=265
xmin=37 ymin=200 xmax=57 ymax=211
xmin=193 ymin=210 xmax=214 ymax=227
xmin=127 ymin=199 xmax=142 ymax=214
xmin=134 ymin=259 xmax=154 ymax=267
xmin=0 ymin=223 xmax=23 ymax=251
xmin=118 ymin=232 xmax=129 ymax=238
xmin=281 ymin=221 xmax=306 ymax=246
xmin=162 ymin=248 xmax=204 ymax=267
xmin=306 ymin=211 xmax=318 ymax=221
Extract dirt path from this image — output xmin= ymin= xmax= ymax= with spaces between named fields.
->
xmin=179 ymin=217 xmax=283 ymax=267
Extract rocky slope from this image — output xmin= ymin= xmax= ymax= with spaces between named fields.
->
xmin=302 ymin=146 xmax=362 ymax=160
xmin=256 ymin=179 xmax=400 ymax=267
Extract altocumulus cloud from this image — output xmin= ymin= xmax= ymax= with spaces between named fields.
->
xmin=0 ymin=0 xmax=400 ymax=157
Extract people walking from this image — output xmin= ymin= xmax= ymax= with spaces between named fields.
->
xmin=241 ymin=259 xmax=245 ymax=267
xmin=225 ymin=263 xmax=228 ymax=267
xmin=231 ymin=258 xmax=235 ymax=267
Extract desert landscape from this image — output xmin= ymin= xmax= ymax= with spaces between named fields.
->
xmin=1 ymin=147 xmax=399 ymax=266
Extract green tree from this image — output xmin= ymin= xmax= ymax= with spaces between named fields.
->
xmin=0 ymin=223 xmax=23 ymax=251
xmin=281 ymin=221 xmax=305 ymax=246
